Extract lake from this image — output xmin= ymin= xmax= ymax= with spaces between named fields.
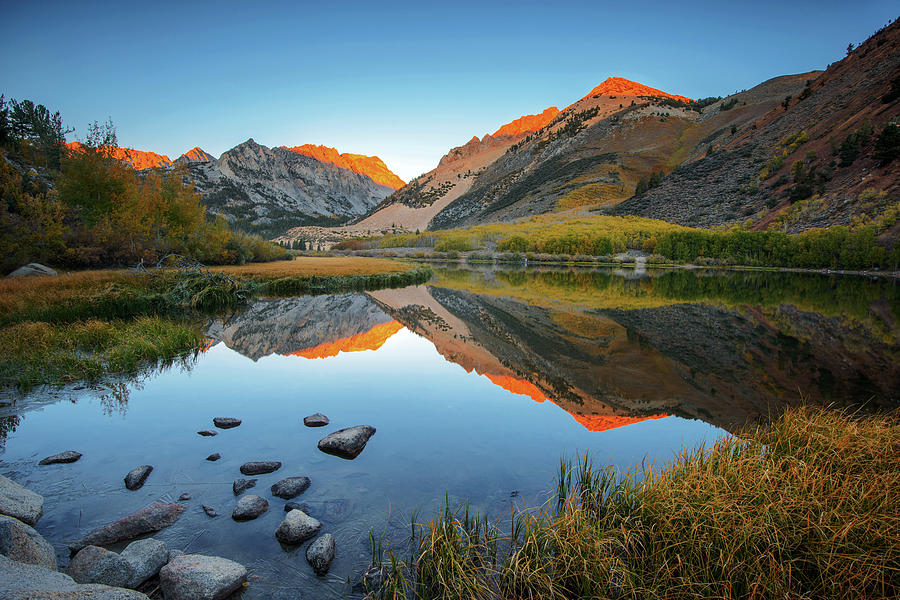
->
xmin=1 ymin=265 xmax=897 ymax=599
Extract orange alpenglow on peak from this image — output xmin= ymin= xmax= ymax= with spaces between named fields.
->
xmin=585 ymin=77 xmax=692 ymax=103
xmin=179 ymin=147 xmax=215 ymax=162
xmin=492 ymin=107 xmax=560 ymax=138
xmin=484 ymin=374 xmax=548 ymax=403
xmin=283 ymin=144 xmax=405 ymax=189
xmin=570 ymin=413 xmax=668 ymax=433
xmin=65 ymin=141 xmax=172 ymax=170
xmin=287 ymin=321 xmax=404 ymax=360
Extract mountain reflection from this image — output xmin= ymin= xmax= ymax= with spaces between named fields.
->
xmin=207 ymin=267 xmax=899 ymax=433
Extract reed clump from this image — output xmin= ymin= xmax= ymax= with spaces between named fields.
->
xmin=368 ymin=407 xmax=900 ymax=599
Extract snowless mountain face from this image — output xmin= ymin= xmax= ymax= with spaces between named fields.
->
xmin=174 ymin=146 xmax=215 ymax=165
xmin=182 ymin=138 xmax=398 ymax=236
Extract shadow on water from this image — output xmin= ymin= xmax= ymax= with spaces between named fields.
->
xmin=0 ymin=265 xmax=897 ymax=598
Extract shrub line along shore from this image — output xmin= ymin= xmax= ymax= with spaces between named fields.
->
xmin=0 ymin=258 xmax=432 ymax=391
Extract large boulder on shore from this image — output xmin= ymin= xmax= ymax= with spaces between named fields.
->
xmin=270 ymin=477 xmax=310 ymax=499
xmin=70 ymin=502 xmax=185 ymax=551
xmin=317 ymin=425 xmax=376 ymax=459
xmin=0 ymin=474 xmax=44 ymax=526
xmin=274 ymin=509 xmax=321 ymax=545
xmin=0 ymin=554 xmax=148 ymax=599
xmin=120 ymin=538 xmax=168 ymax=588
xmin=159 ymin=554 xmax=247 ymax=600
xmin=66 ymin=545 xmax=133 ymax=588
xmin=306 ymin=533 xmax=335 ymax=575
xmin=7 ymin=263 xmax=57 ymax=278
xmin=0 ymin=514 xmax=57 ymax=570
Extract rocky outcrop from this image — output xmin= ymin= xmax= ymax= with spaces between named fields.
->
xmin=0 ymin=475 xmax=44 ymax=526
xmin=159 ymin=554 xmax=247 ymax=600
xmin=283 ymin=144 xmax=405 ymax=189
xmin=71 ymin=502 xmax=186 ymax=551
xmin=65 ymin=141 xmax=171 ymax=170
xmin=0 ymin=514 xmax=56 ymax=569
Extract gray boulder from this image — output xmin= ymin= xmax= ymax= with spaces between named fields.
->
xmin=66 ymin=545 xmax=133 ymax=588
xmin=0 ymin=514 xmax=57 ymax=569
xmin=305 ymin=533 xmax=335 ymax=575
xmin=317 ymin=425 xmax=376 ymax=459
xmin=71 ymin=502 xmax=186 ymax=551
xmin=232 ymin=478 xmax=257 ymax=495
xmin=0 ymin=554 xmax=148 ymax=599
xmin=0 ymin=474 xmax=44 ymax=526
xmin=38 ymin=450 xmax=82 ymax=465
xmin=159 ymin=554 xmax=247 ymax=600
xmin=303 ymin=413 xmax=329 ymax=427
xmin=212 ymin=417 xmax=241 ymax=429
xmin=270 ymin=477 xmax=311 ymax=500
xmin=120 ymin=538 xmax=168 ymax=588
xmin=168 ymin=549 xmax=185 ymax=562
xmin=7 ymin=263 xmax=57 ymax=278
xmin=274 ymin=509 xmax=321 ymax=545
xmin=123 ymin=466 xmax=152 ymax=491
xmin=232 ymin=495 xmax=268 ymax=521
xmin=239 ymin=461 xmax=281 ymax=475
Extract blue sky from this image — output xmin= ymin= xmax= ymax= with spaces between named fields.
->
xmin=1 ymin=1 xmax=896 ymax=180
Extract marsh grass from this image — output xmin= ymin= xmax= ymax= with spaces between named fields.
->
xmin=369 ymin=407 xmax=900 ymax=599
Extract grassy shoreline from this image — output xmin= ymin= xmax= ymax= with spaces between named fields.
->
xmin=0 ymin=258 xmax=432 ymax=391
xmin=367 ymin=407 xmax=899 ymax=600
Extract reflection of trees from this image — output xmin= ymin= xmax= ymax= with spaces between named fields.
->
xmin=96 ymin=353 xmax=199 ymax=416
xmin=0 ymin=414 xmax=22 ymax=450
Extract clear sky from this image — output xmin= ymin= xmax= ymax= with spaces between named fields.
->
xmin=1 ymin=1 xmax=896 ymax=180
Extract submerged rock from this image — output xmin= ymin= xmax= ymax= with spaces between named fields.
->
xmin=305 ymin=533 xmax=335 ymax=575
xmin=71 ymin=502 xmax=186 ymax=551
xmin=124 ymin=466 xmax=153 ymax=491
xmin=317 ymin=425 xmax=376 ymax=459
xmin=120 ymin=538 xmax=168 ymax=588
xmin=178 ymin=493 xmax=192 ymax=501
xmin=0 ymin=514 xmax=57 ymax=569
xmin=239 ymin=461 xmax=281 ymax=475
xmin=67 ymin=545 xmax=133 ymax=588
xmin=0 ymin=474 xmax=44 ymax=526
xmin=197 ymin=430 xmax=217 ymax=437
xmin=159 ymin=554 xmax=247 ymax=600
xmin=303 ymin=413 xmax=329 ymax=427
xmin=270 ymin=476 xmax=311 ymax=500
xmin=274 ymin=509 xmax=321 ymax=545
xmin=284 ymin=501 xmax=310 ymax=513
xmin=38 ymin=450 xmax=82 ymax=465
xmin=206 ymin=453 xmax=221 ymax=462
xmin=202 ymin=505 xmax=217 ymax=518
xmin=0 ymin=554 xmax=148 ymax=599
xmin=232 ymin=478 xmax=257 ymax=495
xmin=212 ymin=417 xmax=241 ymax=429
xmin=232 ymin=495 xmax=268 ymax=521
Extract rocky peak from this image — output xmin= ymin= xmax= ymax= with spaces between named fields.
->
xmin=177 ymin=147 xmax=215 ymax=163
xmin=283 ymin=144 xmax=405 ymax=189
xmin=65 ymin=141 xmax=172 ymax=170
xmin=492 ymin=107 xmax=560 ymax=137
xmin=584 ymin=76 xmax=692 ymax=102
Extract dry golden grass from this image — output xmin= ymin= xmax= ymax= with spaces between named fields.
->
xmin=213 ymin=256 xmax=414 ymax=278
xmin=0 ymin=269 xmax=136 ymax=322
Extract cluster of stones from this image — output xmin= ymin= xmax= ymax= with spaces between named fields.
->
xmin=2 ymin=411 xmax=377 ymax=595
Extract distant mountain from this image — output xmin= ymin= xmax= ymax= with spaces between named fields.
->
xmin=174 ymin=146 xmax=215 ymax=165
xmin=65 ymin=141 xmax=172 ymax=170
xmin=283 ymin=144 xmax=405 ymax=190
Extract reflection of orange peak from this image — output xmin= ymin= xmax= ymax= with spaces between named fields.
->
xmin=65 ymin=141 xmax=172 ymax=170
xmin=492 ymin=107 xmax=560 ymax=137
xmin=288 ymin=321 xmax=404 ymax=360
xmin=283 ymin=144 xmax=405 ymax=189
xmin=570 ymin=413 xmax=667 ymax=433
xmin=585 ymin=77 xmax=692 ymax=103
xmin=198 ymin=338 xmax=219 ymax=353
xmin=485 ymin=374 xmax=548 ymax=403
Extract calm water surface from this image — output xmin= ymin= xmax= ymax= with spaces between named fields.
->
xmin=1 ymin=266 xmax=897 ymax=599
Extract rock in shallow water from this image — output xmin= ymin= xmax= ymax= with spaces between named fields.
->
xmin=159 ymin=554 xmax=247 ymax=600
xmin=232 ymin=478 xmax=257 ymax=495
xmin=71 ymin=502 xmax=186 ymax=551
xmin=0 ymin=474 xmax=44 ymax=526
xmin=178 ymin=493 xmax=191 ymax=501
xmin=206 ymin=453 xmax=221 ymax=462
xmin=303 ymin=413 xmax=329 ymax=427
xmin=212 ymin=417 xmax=241 ymax=429
xmin=239 ymin=461 xmax=281 ymax=475
xmin=124 ymin=466 xmax=153 ymax=491
xmin=0 ymin=554 xmax=148 ymax=600
xmin=38 ymin=450 xmax=82 ymax=465
xmin=67 ymin=545 xmax=133 ymax=588
xmin=274 ymin=509 xmax=321 ymax=545
xmin=284 ymin=501 xmax=310 ymax=513
xmin=305 ymin=533 xmax=335 ymax=575
xmin=271 ymin=476 xmax=311 ymax=499
xmin=197 ymin=430 xmax=217 ymax=437
xmin=202 ymin=505 xmax=217 ymax=518
xmin=232 ymin=495 xmax=268 ymax=521
xmin=120 ymin=538 xmax=168 ymax=588
xmin=317 ymin=425 xmax=376 ymax=459
xmin=0 ymin=514 xmax=57 ymax=569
